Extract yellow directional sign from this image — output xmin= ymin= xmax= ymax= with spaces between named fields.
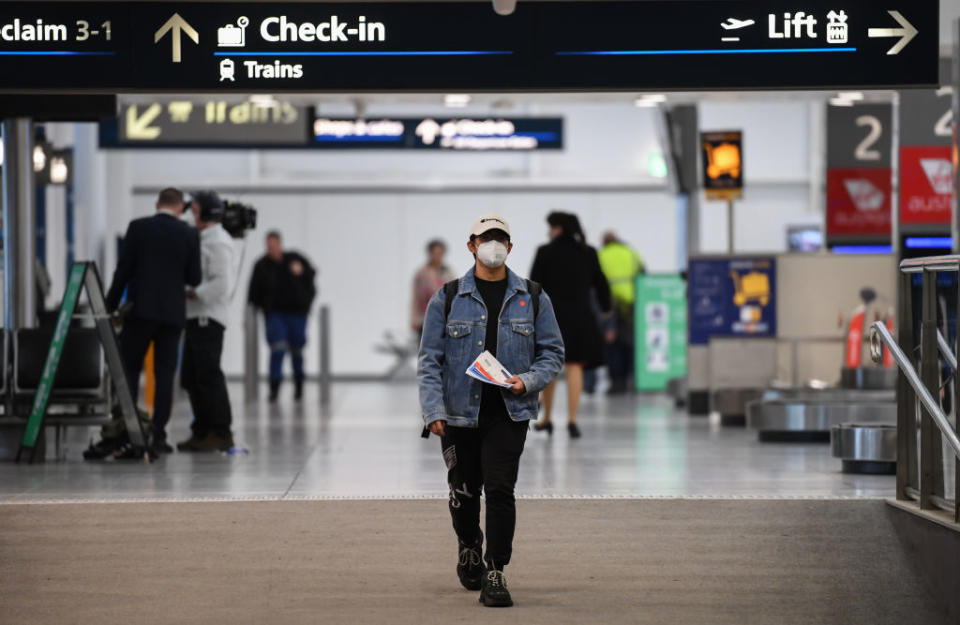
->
xmin=108 ymin=99 xmax=308 ymax=147
xmin=154 ymin=12 xmax=198 ymax=63
xmin=125 ymin=103 xmax=162 ymax=140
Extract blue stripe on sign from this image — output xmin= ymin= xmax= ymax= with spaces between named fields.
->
xmin=904 ymin=237 xmax=953 ymax=249
xmin=316 ymin=135 xmax=405 ymax=142
xmin=831 ymin=245 xmax=893 ymax=255
xmin=513 ymin=132 xmax=558 ymax=141
xmin=216 ymin=50 xmax=513 ymax=57
xmin=557 ymin=47 xmax=857 ymax=56
xmin=0 ymin=50 xmax=117 ymax=56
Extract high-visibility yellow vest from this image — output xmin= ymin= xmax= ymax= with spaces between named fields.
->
xmin=599 ymin=241 xmax=643 ymax=308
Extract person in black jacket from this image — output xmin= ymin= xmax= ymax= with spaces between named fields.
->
xmin=529 ymin=212 xmax=612 ymax=438
xmin=247 ymin=230 xmax=317 ymax=402
xmin=105 ymin=187 xmax=202 ymax=454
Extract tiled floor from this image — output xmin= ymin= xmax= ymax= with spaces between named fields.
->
xmin=0 ymin=381 xmax=894 ymax=502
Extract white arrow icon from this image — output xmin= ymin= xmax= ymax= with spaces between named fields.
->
xmin=126 ymin=104 xmax=162 ymax=140
xmin=868 ymin=10 xmax=918 ymax=55
xmin=154 ymin=13 xmax=199 ymax=63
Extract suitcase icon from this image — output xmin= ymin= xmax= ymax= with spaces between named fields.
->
xmin=217 ymin=17 xmax=249 ymax=47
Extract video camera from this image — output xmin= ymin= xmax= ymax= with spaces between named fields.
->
xmin=188 ymin=190 xmax=257 ymax=239
xmin=222 ymin=200 xmax=257 ymax=239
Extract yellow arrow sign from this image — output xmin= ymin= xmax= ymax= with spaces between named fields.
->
xmin=154 ymin=13 xmax=199 ymax=63
xmin=125 ymin=104 xmax=162 ymax=140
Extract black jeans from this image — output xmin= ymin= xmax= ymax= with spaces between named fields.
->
xmin=181 ymin=319 xmax=233 ymax=439
xmin=120 ymin=318 xmax=182 ymax=444
xmin=441 ymin=413 xmax=528 ymax=569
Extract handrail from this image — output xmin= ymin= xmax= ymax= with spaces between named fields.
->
xmin=899 ymin=255 xmax=960 ymax=274
xmin=870 ymin=321 xmax=960 ymax=460
xmin=938 ymin=329 xmax=958 ymax=371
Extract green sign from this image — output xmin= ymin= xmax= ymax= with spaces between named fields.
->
xmin=20 ymin=263 xmax=86 ymax=450
xmin=635 ymin=274 xmax=687 ymax=391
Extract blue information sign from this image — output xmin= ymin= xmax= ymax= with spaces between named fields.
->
xmin=312 ymin=117 xmax=563 ymax=151
xmin=688 ymin=257 xmax=776 ymax=345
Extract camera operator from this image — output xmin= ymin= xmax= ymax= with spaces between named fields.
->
xmin=177 ymin=191 xmax=237 ymax=452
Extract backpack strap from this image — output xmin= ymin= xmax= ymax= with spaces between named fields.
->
xmin=443 ymin=279 xmax=459 ymax=321
xmin=526 ymin=279 xmax=541 ymax=320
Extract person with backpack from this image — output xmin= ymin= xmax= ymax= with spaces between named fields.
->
xmin=247 ymin=231 xmax=317 ymax=402
xmin=418 ymin=214 xmax=564 ymax=608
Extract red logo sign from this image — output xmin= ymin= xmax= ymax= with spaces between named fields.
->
xmin=826 ymin=168 xmax=892 ymax=237
xmin=900 ymin=146 xmax=953 ymax=225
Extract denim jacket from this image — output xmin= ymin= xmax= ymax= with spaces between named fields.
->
xmin=418 ymin=266 xmax=565 ymax=428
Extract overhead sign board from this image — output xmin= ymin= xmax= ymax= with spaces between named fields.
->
xmin=825 ymin=103 xmax=893 ymax=245
xmin=900 ymin=145 xmax=953 ymax=226
xmin=701 ymin=131 xmax=743 ymax=201
xmin=99 ymin=99 xmax=310 ymax=147
xmin=899 ymin=59 xmax=953 ymax=229
xmin=0 ymin=1 xmax=940 ymax=93
xmin=312 ymin=117 xmax=563 ymax=150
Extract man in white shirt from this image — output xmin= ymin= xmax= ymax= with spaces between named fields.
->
xmin=178 ymin=191 xmax=238 ymax=452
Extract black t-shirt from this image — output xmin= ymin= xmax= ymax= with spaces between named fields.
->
xmin=474 ymin=275 xmax=509 ymax=420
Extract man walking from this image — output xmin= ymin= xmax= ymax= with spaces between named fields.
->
xmin=106 ymin=188 xmax=202 ymax=454
xmin=178 ymin=191 xmax=237 ymax=452
xmin=418 ymin=215 xmax=564 ymax=607
xmin=247 ymin=231 xmax=317 ymax=402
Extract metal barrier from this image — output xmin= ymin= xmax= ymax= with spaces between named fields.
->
xmin=243 ymin=304 xmax=259 ymax=403
xmin=319 ymin=305 xmax=330 ymax=406
xmin=869 ymin=254 xmax=960 ymax=520
xmin=242 ymin=304 xmax=331 ymax=406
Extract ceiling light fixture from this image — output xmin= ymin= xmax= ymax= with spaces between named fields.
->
xmin=836 ymin=91 xmax=864 ymax=101
xmin=444 ymin=94 xmax=471 ymax=108
xmin=634 ymin=94 xmax=667 ymax=107
xmin=248 ymin=94 xmax=278 ymax=107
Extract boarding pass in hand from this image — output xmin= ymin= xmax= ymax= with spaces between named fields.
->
xmin=465 ymin=351 xmax=514 ymax=388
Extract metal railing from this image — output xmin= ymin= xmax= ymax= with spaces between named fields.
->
xmin=870 ymin=254 xmax=960 ymax=521
xmin=242 ymin=304 xmax=332 ymax=406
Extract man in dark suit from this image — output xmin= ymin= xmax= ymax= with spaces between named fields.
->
xmin=106 ymin=188 xmax=202 ymax=453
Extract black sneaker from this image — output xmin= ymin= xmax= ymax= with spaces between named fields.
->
xmin=457 ymin=531 xmax=483 ymax=591
xmin=83 ymin=437 xmax=119 ymax=460
xmin=151 ymin=440 xmax=175 ymax=455
xmin=294 ymin=378 xmax=304 ymax=402
xmin=269 ymin=380 xmax=281 ymax=403
xmin=176 ymin=435 xmax=205 ymax=452
xmin=479 ymin=569 xmax=513 ymax=607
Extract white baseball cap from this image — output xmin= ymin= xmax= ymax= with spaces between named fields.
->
xmin=469 ymin=214 xmax=511 ymax=239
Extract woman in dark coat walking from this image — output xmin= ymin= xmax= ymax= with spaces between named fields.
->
xmin=530 ymin=212 xmax=612 ymax=438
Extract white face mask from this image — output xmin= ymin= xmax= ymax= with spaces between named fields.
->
xmin=476 ymin=241 xmax=508 ymax=268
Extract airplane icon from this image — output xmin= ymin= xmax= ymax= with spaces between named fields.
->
xmin=721 ymin=18 xmax=756 ymax=30
xmin=720 ymin=17 xmax=755 ymax=42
